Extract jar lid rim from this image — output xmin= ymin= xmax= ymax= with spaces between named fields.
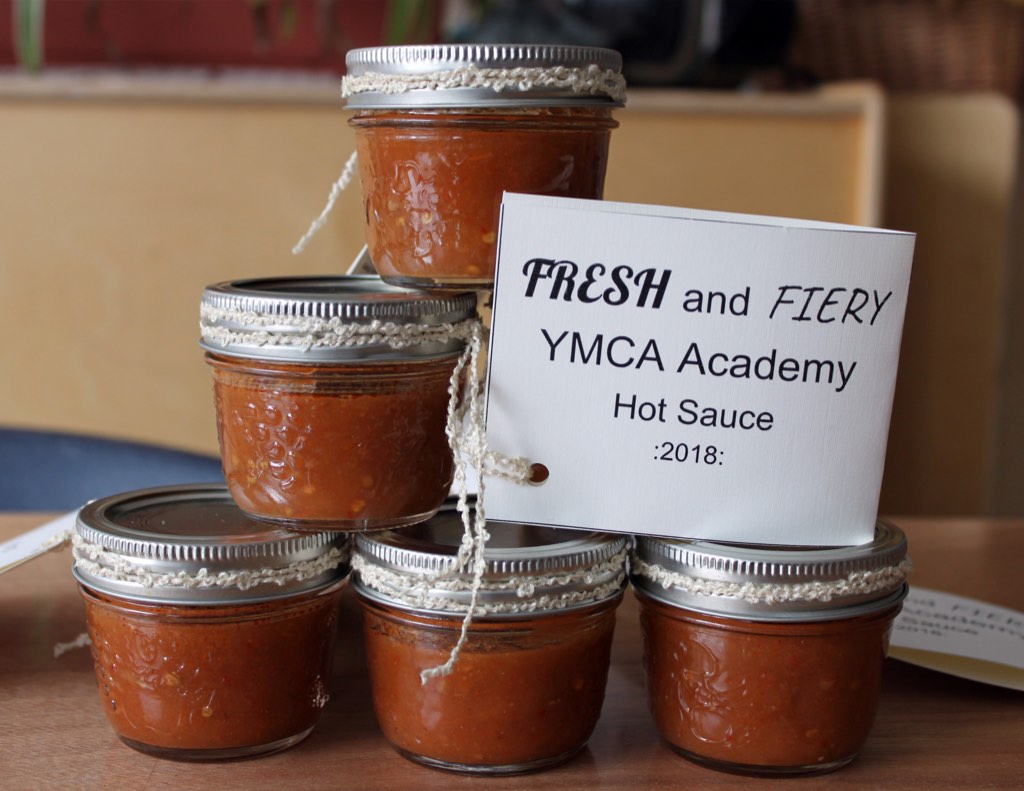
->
xmin=201 ymin=275 xmax=477 ymax=321
xmin=629 ymin=520 xmax=910 ymax=618
xmin=199 ymin=275 xmax=478 ymax=362
xmin=352 ymin=499 xmax=628 ymax=615
xmin=355 ymin=504 xmax=629 ymax=576
xmin=633 ymin=520 xmax=907 ymax=573
xmin=346 ymin=44 xmax=624 ymax=73
xmin=74 ymin=483 xmax=350 ymax=604
xmin=343 ymin=43 xmax=626 ymax=108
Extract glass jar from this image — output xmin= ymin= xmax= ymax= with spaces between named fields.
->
xmin=352 ymin=500 xmax=628 ymax=774
xmin=200 ymin=275 xmax=477 ymax=530
xmin=630 ymin=522 xmax=909 ymax=776
xmin=72 ymin=484 xmax=350 ymax=760
xmin=344 ymin=44 xmax=625 ymax=289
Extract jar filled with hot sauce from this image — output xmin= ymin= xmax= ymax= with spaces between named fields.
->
xmin=344 ymin=44 xmax=625 ymax=288
xmin=200 ymin=275 xmax=477 ymax=530
xmin=73 ymin=484 xmax=350 ymax=760
xmin=352 ymin=500 xmax=628 ymax=775
xmin=630 ymin=522 xmax=909 ymax=776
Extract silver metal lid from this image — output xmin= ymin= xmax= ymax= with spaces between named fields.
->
xmin=343 ymin=44 xmax=626 ymax=108
xmin=199 ymin=275 xmax=477 ymax=362
xmin=353 ymin=499 xmax=628 ymax=616
xmin=73 ymin=484 xmax=350 ymax=605
xmin=630 ymin=521 xmax=909 ymax=621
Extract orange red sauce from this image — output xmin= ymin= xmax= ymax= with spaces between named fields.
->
xmin=208 ymin=354 xmax=457 ymax=529
xmin=80 ymin=582 xmax=344 ymax=758
xmin=351 ymin=107 xmax=617 ymax=287
xmin=636 ymin=591 xmax=901 ymax=774
xmin=360 ymin=597 xmax=620 ymax=772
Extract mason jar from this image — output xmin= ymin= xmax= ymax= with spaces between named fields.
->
xmin=344 ymin=44 xmax=625 ymax=288
xmin=352 ymin=500 xmax=628 ymax=774
xmin=72 ymin=484 xmax=350 ymax=760
xmin=630 ymin=521 xmax=909 ymax=776
xmin=200 ymin=275 xmax=477 ymax=530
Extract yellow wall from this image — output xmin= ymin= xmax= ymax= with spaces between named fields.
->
xmin=605 ymin=86 xmax=881 ymax=226
xmin=880 ymin=94 xmax=1019 ymax=515
xmin=0 ymin=82 xmax=364 ymax=455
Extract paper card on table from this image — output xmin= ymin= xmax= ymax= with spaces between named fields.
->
xmin=0 ymin=511 xmax=75 ymax=574
xmin=890 ymin=587 xmax=1024 ymax=692
xmin=483 ymin=194 xmax=915 ymax=546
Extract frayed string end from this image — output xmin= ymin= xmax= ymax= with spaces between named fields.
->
xmin=292 ymin=150 xmax=359 ymax=255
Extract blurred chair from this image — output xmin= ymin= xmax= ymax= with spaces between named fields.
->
xmin=0 ymin=427 xmax=224 ymax=511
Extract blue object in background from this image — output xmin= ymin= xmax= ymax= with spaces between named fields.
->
xmin=0 ymin=428 xmax=224 ymax=511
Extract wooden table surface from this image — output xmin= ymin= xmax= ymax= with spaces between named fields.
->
xmin=2 ymin=514 xmax=1022 ymax=790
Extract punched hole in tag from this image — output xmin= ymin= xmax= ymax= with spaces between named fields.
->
xmin=528 ymin=463 xmax=550 ymax=486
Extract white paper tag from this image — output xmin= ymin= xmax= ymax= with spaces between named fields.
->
xmin=0 ymin=511 xmax=76 ymax=574
xmin=890 ymin=587 xmax=1024 ymax=691
xmin=483 ymin=194 xmax=914 ymax=546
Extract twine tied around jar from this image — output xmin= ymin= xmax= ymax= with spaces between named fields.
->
xmin=353 ymin=544 xmax=627 ymax=610
xmin=71 ymin=532 xmax=349 ymax=593
xmin=630 ymin=556 xmax=912 ymax=605
xmin=198 ymin=301 xmax=479 ymax=354
xmin=340 ymin=63 xmax=628 ymax=103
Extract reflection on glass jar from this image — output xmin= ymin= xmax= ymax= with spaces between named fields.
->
xmin=361 ymin=596 xmax=619 ymax=773
xmin=200 ymin=275 xmax=477 ymax=530
xmin=344 ymin=45 xmax=625 ymax=289
xmin=81 ymin=583 xmax=344 ymax=760
xmin=630 ymin=522 xmax=909 ymax=776
xmin=73 ymin=485 xmax=351 ymax=760
xmin=352 ymin=501 xmax=628 ymax=774
xmin=207 ymin=355 xmax=459 ymax=528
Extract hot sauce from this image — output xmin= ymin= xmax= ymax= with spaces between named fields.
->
xmin=81 ymin=582 xmax=344 ymax=759
xmin=352 ymin=503 xmax=629 ymax=774
xmin=343 ymin=44 xmax=625 ymax=288
xmin=351 ymin=107 xmax=616 ymax=287
xmin=636 ymin=593 xmax=900 ymax=773
xmin=200 ymin=276 xmax=477 ymax=530
xmin=208 ymin=356 xmax=456 ymax=527
xmin=630 ymin=522 xmax=909 ymax=776
xmin=361 ymin=598 xmax=619 ymax=772
xmin=73 ymin=484 xmax=351 ymax=760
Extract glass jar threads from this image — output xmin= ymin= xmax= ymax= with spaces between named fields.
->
xmin=200 ymin=275 xmax=478 ymax=530
xmin=72 ymin=484 xmax=350 ymax=760
xmin=629 ymin=522 xmax=909 ymax=776
xmin=344 ymin=44 xmax=625 ymax=288
xmin=352 ymin=500 xmax=628 ymax=775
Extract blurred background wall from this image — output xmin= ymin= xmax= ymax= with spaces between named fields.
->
xmin=0 ymin=0 xmax=1020 ymax=516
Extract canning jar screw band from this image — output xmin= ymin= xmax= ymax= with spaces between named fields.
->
xmin=199 ymin=304 xmax=480 ymax=353
xmin=630 ymin=557 xmax=912 ymax=605
xmin=341 ymin=64 xmax=628 ymax=103
xmin=352 ymin=546 xmax=627 ymax=615
xmin=71 ymin=532 xmax=349 ymax=593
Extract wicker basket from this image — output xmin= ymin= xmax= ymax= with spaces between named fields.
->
xmin=787 ymin=0 xmax=1024 ymax=98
